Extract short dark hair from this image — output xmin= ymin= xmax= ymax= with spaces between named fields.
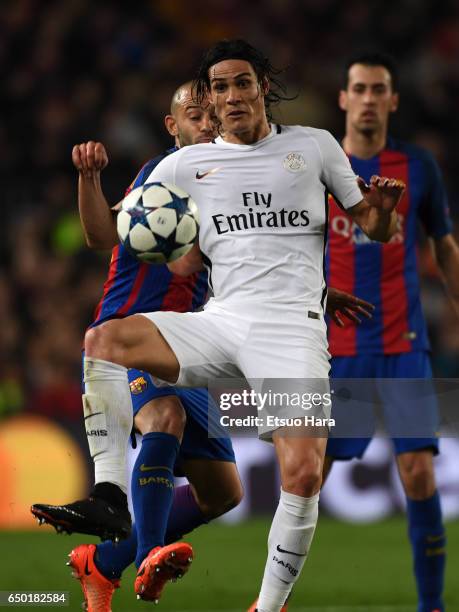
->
xmin=193 ymin=38 xmax=295 ymax=121
xmin=344 ymin=52 xmax=399 ymax=92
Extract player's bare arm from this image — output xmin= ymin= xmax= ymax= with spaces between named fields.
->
xmin=327 ymin=287 xmax=374 ymax=327
xmin=347 ymin=174 xmax=405 ymax=242
xmin=73 ymin=140 xmax=119 ymax=250
xmin=167 ymin=242 xmax=204 ymax=276
xmin=431 ymin=233 xmax=459 ymax=317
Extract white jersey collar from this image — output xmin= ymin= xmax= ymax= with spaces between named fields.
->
xmin=215 ymin=123 xmax=279 ymax=149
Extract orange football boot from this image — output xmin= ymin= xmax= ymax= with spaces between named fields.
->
xmin=68 ymin=544 xmax=120 ymax=612
xmin=247 ymin=598 xmax=289 ymax=611
xmin=134 ymin=542 xmax=193 ymax=603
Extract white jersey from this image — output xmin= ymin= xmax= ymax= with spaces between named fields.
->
xmin=147 ymin=124 xmax=362 ymax=306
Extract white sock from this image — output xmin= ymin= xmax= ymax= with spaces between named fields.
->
xmin=257 ymin=489 xmax=319 ymax=612
xmin=83 ymin=357 xmax=133 ymax=493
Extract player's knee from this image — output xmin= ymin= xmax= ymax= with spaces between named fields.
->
xmin=85 ymin=320 xmax=126 ymax=362
xmin=398 ymin=452 xmax=435 ymax=499
xmin=134 ymin=396 xmax=186 ymax=438
xmin=283 ymin=454 xmax=323 ymax=497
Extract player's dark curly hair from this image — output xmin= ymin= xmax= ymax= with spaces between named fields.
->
xmin=344 ymin=51 xmax=399 ymax=92
xmin=193 ymin=39 xmax=295 ymax=121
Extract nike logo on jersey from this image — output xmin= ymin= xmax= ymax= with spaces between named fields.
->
xmin=195 ymin=167 xmax=221 ymax=180
xmin=139 ymin=464 xmax=173 ymax=473
xmin=276 ymin=544 xmax=306 ymax=557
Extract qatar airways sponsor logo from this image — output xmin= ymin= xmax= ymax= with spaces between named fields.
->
xmin=330 ymin=213 xmax=405 ymax=245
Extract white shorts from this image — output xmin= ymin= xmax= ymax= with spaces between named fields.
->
xmin=141 ymin=298 xmax=330 ymax=439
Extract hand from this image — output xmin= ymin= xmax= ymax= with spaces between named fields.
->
xmin=72 ymin=141 xmax=108 ymax=178
xmin=327 ymin=287 xmax=375 ymax=327
xmin=357 ymin=175 xmax=405 ymax=213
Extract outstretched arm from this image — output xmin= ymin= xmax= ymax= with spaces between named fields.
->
xmin=73 ymin=141 xmax=119 ymax=250
xmin=347 ymin=175 xmax=405 ymax=243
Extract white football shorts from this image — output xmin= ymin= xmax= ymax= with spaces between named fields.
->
xmin=140 ymin=298 xmax=330 ymax=439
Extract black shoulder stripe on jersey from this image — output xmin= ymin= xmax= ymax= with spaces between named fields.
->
xmin=321 ymin=188 xmax=329 ymax=312
xmin=201 ymin=253 xmax=214 ymax=291
xmin=276 ymin=124 xmax=282 ymax=134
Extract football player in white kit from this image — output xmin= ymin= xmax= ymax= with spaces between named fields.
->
xmin=72 ymin=40 xmax=405 ymax=610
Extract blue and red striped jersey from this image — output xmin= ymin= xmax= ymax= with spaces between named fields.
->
xmin=326 ymin=137 xmax=452 ymax=356
xmin=90 ymin=148 xmax=208 ymax=328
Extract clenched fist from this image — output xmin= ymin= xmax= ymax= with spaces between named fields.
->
xmin=72 ymin=141 xmax=108 ymax=178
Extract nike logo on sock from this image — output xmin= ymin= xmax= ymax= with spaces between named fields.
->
xmin=276 ymin=544 xmax=306 ymax=557
xmin=139 ymin=464 xmax=173 ymax=473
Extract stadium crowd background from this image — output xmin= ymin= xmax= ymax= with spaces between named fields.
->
xmin=1 ymin=0 xmax=459 ymax=428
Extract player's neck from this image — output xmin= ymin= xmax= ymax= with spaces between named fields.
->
xmin=343 ymin=130 xmax=387 ymax=160
xmin=223 ymin=119 xmax=271 ymax=145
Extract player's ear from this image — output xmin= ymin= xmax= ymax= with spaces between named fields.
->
xmin=261 ymin=76 xmax=270 ymax=96
xmin=164 ymin=115 xmax=178 ymax=137
xmin=390 ymin=92 xmax=399 ymax=113
xmin=338 ymin=90 xmax=348 ymax=111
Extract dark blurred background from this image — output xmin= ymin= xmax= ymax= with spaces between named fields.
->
xmin=1 ymin=0 xmax=459 ymax=428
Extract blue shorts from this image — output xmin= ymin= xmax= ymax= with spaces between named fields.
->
xmin=127 ymin=369 xmax=235 ymax=469
xmin=82 ymin=353 xmax=235 ymax=469
xmin=326 ymin=351 xmax=439 ymax=459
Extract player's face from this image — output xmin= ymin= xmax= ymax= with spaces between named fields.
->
xmin=339 ymin=64 xmax=398 ymax=135
xmin=207 ymin=59 xmax=268 ymax=136
xmin=170 ymin=96 xmax=217 ymax=147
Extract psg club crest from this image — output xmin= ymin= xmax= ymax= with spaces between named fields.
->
xmin=283 ymin=152 xmax=306 ymax=172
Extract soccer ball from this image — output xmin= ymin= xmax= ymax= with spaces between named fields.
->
xmin=117 ymin=182 xmax=199 ymax=264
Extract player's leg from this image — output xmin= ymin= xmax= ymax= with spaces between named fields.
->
xmin=94 ymin=385 xmax=190 ymax=604
xmin=31 ymin=316 xmax=181 ymax=536
xmin=166 ymin=386 xmax=242 ymax=537
xmin=65 ymin=379 xmax=188 ymax=611
xmin=382 ymin=351 xmax=445 ymax=612
xmin=132 ymin=385 xmax=242 ymax=602
xmin=241 ymin=309 xmax=330 ymax=612
xmin=129 ymin=392 xmax=185 ymax=568
xmin=82 ymin=315 xmax=180 ymax=504
xmin=257 ymin=432 xmax=327 ymax=612
xmin=124 ymin=394 xmax=194 ymax=604
xmin=30 ymin=316 xmax=181 ymax=541
xmin=83 ymin=307 xmax=243 ymax=502
xmin=395 ymin=446 xmax=445 ymax=612
xmin=93 ymin=460 xmax=241 ymax=593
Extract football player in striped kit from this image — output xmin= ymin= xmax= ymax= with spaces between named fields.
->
xmin=325 ymin=52 xmax=459 ymax=612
